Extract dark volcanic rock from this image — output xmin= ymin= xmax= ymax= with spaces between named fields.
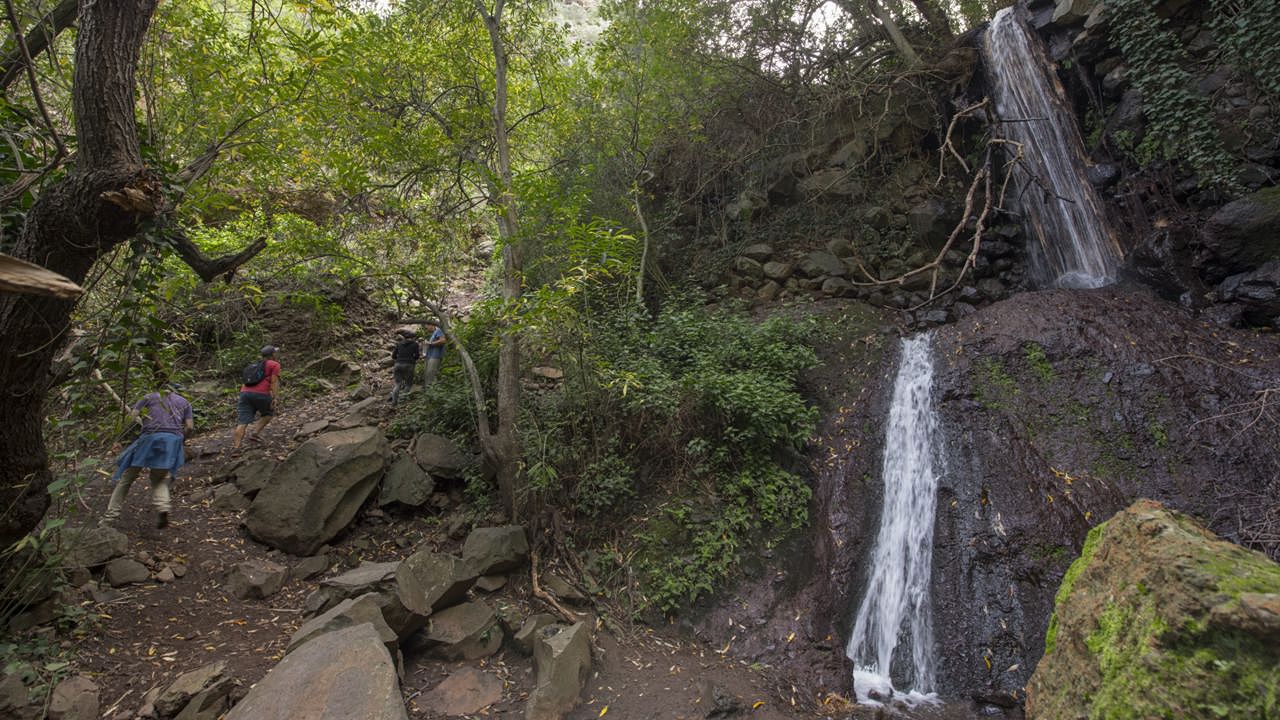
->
xmin=245 ymin=427 xmax=388 ymax=555
xmin=928 ymin=287 xmax=1280 ymax=699
xmin=1199 ymin=186 xmax=1280 ymax=282
xmin=1216 ymin=259 xmax=1280 ymax=327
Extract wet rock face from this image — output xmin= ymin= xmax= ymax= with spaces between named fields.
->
xmin=930 ymin=287 xmax=1280 ymax=701
xmin=1026 ymin=500 xmax=1280 ymax=719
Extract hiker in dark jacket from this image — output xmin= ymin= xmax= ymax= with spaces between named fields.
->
xmin=389 ymin=330 xmax=421 ymax=405
xmin=103 ymin=373 xmax=194 ymax=529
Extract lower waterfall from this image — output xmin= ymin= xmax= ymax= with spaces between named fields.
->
xmin=846 ymin=333 xmax=942 ymax=705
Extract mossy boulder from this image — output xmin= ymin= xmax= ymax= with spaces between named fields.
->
xmin=1027 ymin=499 xmax=1280 ymax=720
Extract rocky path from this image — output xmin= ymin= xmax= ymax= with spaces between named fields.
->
xmin=33 ymin=361 xmax=831 ymax=720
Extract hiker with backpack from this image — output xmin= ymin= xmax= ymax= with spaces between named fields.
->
xmin=232 ymin=345 xmax=281 ymax=452
xmin=388 ymin=329 xmax=421 ymax=406
xmin=103 ymin=371 xmax=194 ymax=529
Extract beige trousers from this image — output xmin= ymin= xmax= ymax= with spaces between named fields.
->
xmin=104 ymin=467 xmax=171 ymax=522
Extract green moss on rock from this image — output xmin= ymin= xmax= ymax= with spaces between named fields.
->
xmin=1027 ymin=500 xmax=1280 ymax=720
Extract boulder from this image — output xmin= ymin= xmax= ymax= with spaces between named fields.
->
xmin=797 ymin=168 xmax=863 ymax=199
xmin=1026 ymin=500 xmax=1280 ymax=720
xmin=797 ymin=251 xmax=846 ymax=279
xmin=48 ymin=674 xmax=98 ymax=720
xmin=303 ymin=355 xmax=361 ymax=380
xmin=104 ymin=558 xmax=150 ymax=587
xmin=225 ymin=560 xmax=288 ymax=600
xmin=731 ymin=256 xmax=764 ymax=280
xmin=462 ymin=526 xmax=529 ymax=575
xmin=820 ymin=276 xmax=855 ymax=298
xmin=290 ymin=554 xmax=331 ymax=581
xmin=475 ymin=574 xmax=507 ymax=592
xmin=378 ymin=455 xmax=435 ymax=508
xmin=1217 ymin=260 xmax=1280 ymax=327
xmin=245 ymin=427 xmax=389 ymax=555
xmin=293 ymin=419 xmax=331 ymax=440
xmin=513 ymin=613 xmax=558 ymax=654
xmin=332 ymin=397 xmax=382 ymax=430
xmin=756 ymin=281 xmax=781 ymax=302
xmin=172 ymin=683 xmax=233 ymax=720
xmin=210 ymin=483 xmax=250 ymax=513
xmin=740 ymin=243 xmax=774 ymax=263
xmin=526 ymin=623 xmax=592 ymax=720
xmin=422 ymin=667 xmax=503 ymax=717
xmin=542 ymin=574 xmax=587 ymax=604
xmin=761 ymin=260 xmax=793 ymax=281
xmin=155 ymin=661 xmax=228 ymax=717
xmin=59 ymin=526 xmax=127 ymax=568
xmin=906 ymin=198 xmax=950 ymax=247
xmin=1200 ymin=186 xmax=1280 ymax=281
xmin=424 ymin=601 xmax=503 ymax=660
xmin=225 ymin=623 xmax=407 ymax=720
xmin=395 ymin=549 xmax=477 ymax=618
xmin=320 ymin=561 xmax=399 ymax=602
xmin=1051 ymin=0 xmax=1096 ymax=24
xmin=411 ymin=433 xmax=469 ymax=480
xmin=227 ymin=457 xmax=275 ymax=497
xmin=0 ymin=671 xmax=33 ymax=720
xmin=288 ymin=593 xmax=398 ymax=655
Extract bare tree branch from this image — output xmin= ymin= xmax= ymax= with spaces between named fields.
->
xmin=162 ymin=228 xmax=268 ymax=283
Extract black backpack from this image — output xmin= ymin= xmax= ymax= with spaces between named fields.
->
xmin=242 ymin=359 xmax=267 ymax=385
xmin=395 ymin=338 xmax=420 ymax=363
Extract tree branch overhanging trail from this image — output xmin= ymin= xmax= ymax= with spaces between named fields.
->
xmin=164 ymin=229 xmax=267 ymax=283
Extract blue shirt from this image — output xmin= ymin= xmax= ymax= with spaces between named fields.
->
xmin=425 ymin=328 xmax=446 ymax=359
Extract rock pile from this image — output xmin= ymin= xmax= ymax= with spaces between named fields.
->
xmin=235 ymin=525 xmax=593 ymax=719
xmin=725 ymin=228 xmax=1027 ymax=325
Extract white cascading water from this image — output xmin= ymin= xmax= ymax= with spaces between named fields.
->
xmin=845 ymin=334 xmax=941 ymax=705
xmin=983 ymin=7 xmax=1123 ymax=289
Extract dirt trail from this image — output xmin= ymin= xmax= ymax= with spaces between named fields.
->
xmin=67 ymin=362 xmax=835 ymax=720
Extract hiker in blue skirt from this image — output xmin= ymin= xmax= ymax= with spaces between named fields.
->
xmin=103 ymin=375 xmax=194 ymax=529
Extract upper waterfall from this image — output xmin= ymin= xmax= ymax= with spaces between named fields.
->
xmin=845 ymin=334 xmax=941 ymax=705
xmin=983 ymin=7 xmax=1123 ymax=289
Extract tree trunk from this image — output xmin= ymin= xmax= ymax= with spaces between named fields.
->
xmin=0 ymin=0 xmax=161 ymax=549
xmin=867 ymin=0 xmax=919 ymax=66
xmin=909 ymin=0 xmax=953 ymax=39
xmin=476 ymin=0 xmax=524 ymax=520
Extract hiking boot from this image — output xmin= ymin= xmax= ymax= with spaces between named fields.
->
xmin=156 ymin=511 xmax=169 ymax=529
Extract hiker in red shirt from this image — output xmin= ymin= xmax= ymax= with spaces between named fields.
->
xmin=233 ymin=345 xmax=281 ymax=452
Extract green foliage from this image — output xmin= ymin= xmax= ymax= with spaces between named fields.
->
xmin=1210 ymin=0 xmax=1280 ymax=100
xmin=577 ymin=301 xmax=818 ymax=612
xmin=1106 ymin=0 xmax=1238 ymax=189
xmin=1045 ymin=521 xmax=1104 ymax=654
xmin=973 ymin=357 xmax=1019 ymax=410
xmin=1024 ymin=342 xmax=1055 ymax=382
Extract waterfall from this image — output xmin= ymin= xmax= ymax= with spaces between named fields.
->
xmin=845 ymin=334 xmax=941 ymax=705
xmin=983 ymin=7 xmax=1123 ymax=289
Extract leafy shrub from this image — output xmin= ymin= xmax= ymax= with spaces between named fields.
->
xmin=554 ymin=299 xmax=819 ymax=612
